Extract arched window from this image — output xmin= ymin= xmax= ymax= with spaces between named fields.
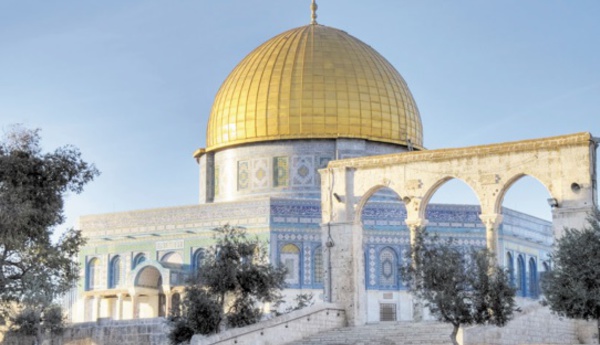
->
xmin=280 ymin=244 xmax=300 ymax=285
xmin=517 ymin=255 xmax=526 ymax=297
xmin=529 ymin=258 xmax=538 ymax=298
xmin=313 ymin=246 xmax=323 ymax=285
xmin=133 ymin=253 xmax=146 ymax=269
xmin=379 ymin=247 xmax=398 ymax=288
xmin=506 ymin=252 xmax=515 ymax=287
xmin=192 ymin=249 xmax=204 ymax=273
xmin=87 ymin=258 xmax=101 ymax=290
xmin=109 ymin=256 xmax=121 ymax=289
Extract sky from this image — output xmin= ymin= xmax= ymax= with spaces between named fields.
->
xmin=1 ymin=0 xmax=599 ymax=233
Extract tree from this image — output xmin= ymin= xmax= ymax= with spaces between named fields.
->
xmin=541 ymin=209 xmax=600 ymax=343
xmin=169 ymin=225 xmax=286 ymax=344
xmin=9 ymin=304 xmax=65 ymax=344
xmin=401 ymin=229 xmax=516 ymax=345
xmin=0 ymin=125 xmax=98 ymax=334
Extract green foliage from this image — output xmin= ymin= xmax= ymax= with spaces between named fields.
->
xmin=541 ymin=209 xmax=600 ymax=342
xmin=0 ymin=125 xmax=98 ymax=304
xmin=401 ymin=229 xmax=516 ymax=345
xmin=10 ymin=304 xmax=65 ymax=337
xmin=0 ymin=125 xmax=97 ymax=344
xmin=169 ymin=225 xmax=286 ymax=344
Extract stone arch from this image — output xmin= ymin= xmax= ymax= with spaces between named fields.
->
xmin=495 ymin=173 xmax=555 ymax=215
xmin=420 ymin=176 xmax=482 ymax=219
xmin=161 ymin=251 xmax=183 ymax=264
xmin=135 ymin=266 xmax=163 ymax=290
xmin=355 ymin=184 xmax=405 ymax=223
xmin=358 ymin=186 xmax=406 ymax=232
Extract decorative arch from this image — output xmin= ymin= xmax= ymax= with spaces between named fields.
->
xmin=516 ymin=255 xmax=526 ymax=297
xmin=87 ymin=257 xmax=101 ymax=291
xmin=529 ymin=257 xmax=538 ymax=298
xmin=135 ymin=266 xmax=163 ymax=289
xmin=133 ymin=253 xmax=147 ymax=269
xmin=109 ymin=256 xmax=122 ymax=289
xmin=192 ymin=248 xmax=204 ymax=273
xmin=506 ymin=252 xmax=515 ymax=287
xmin=161 ymin=252 xmax=183 ymax=264
xmin=378 ymin=247 xmax=399 ymax=289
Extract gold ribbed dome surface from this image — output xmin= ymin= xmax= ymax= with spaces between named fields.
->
xmin=206 ymin=24 xmax=423 ymax=152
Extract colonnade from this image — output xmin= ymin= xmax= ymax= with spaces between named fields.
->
xmin=320 ymin=132 xmax=597 ymax=325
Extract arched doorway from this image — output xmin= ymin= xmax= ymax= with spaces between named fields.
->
xmin=134 ymin=266 xmax=165 ymax=319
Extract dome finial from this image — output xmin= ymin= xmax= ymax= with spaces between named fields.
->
xmin=310 ymin=0 xmax=318 ymax=24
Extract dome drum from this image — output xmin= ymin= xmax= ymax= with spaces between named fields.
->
xmin=199 ymin=139 xmax=408 ymax=203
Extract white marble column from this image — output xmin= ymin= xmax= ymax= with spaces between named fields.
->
xmin=116 ymin=293 xmax=124 ymax=320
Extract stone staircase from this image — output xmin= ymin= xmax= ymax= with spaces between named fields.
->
xmin=286 ymin=321 xmax=454 ymax=345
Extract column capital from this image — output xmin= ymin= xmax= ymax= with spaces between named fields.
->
xmin=479 ymin=213 xmax=503 ymax=228
xmin=405 ymin=218 xmax=429 ymax=229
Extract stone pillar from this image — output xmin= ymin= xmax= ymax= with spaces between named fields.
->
xmin=165 ymin=291 xmax=172 ymax=316
xmin=320 ymin=166 xmax=365 ymax=325
xmin=479 ymin=213 xmax=503 ymax=263
xmin=94 ymin=295 xmax=101 ymax=321
xmin=116 ymin=293 xmax=124 ymax=320
xmin=321 ymin=221 xmax=366 ymax=326
xmin=405 ymin=218 xmax=428 ymax=322
xmin=131 ymin=294 xmax=139 ymax=319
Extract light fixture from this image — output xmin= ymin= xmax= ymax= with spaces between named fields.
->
xmin=333 ymin=193 xmax=342 ymax=203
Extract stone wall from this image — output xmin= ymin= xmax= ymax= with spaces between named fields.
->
xmin=1 ymin=318 xmax=169 ymax=345
xmin=458 ymin=301 xmax=591 ymax=345
xmin=191 ymin=303 xmax=346 ymax=345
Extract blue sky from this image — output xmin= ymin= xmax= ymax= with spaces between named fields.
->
xmin=1 ymin=1 xmax=599 ymax=231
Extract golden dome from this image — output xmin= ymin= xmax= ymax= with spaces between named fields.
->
xmin=206 ymin=24 xmax=423 ymax=152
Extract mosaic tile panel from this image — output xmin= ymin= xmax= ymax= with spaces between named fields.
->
xmin=237 ymin=161 xmax=249 ymax=190
xmin=273 ymin=156 xmax=289 ymax=187
xmin=303 ymin=244 xmax=312 ymax=285
xmin=292 ymin=156 xmax=315 ymax=186
xmin=252 ymin=158 xmax=269 ymax=189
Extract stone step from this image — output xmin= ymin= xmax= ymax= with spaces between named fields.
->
xmin=286 ymin=321 xmax=454 ymax=345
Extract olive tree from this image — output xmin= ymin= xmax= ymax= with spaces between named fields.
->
xmin=402 ymin=229 xmax=516 ymax=345
xmin=541 ymin=209 xmax=600 ymax=343
xmin=169 ymin=225 xmax=286 ymax=344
